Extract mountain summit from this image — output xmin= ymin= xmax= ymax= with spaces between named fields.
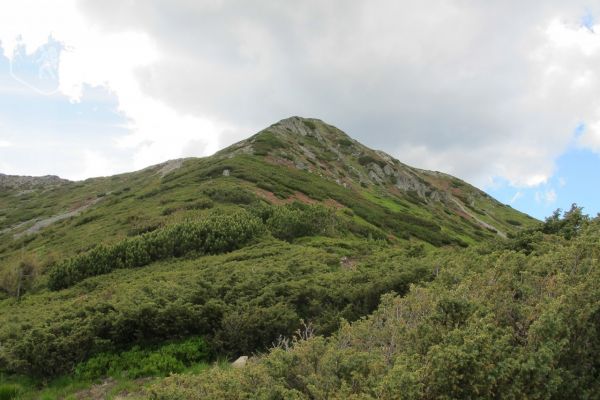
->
xmin=215 ymin=116 xmax=532 ymax=240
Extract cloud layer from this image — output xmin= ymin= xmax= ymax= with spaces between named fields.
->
xmin=2 ymin=1 xmax=600 ymax=188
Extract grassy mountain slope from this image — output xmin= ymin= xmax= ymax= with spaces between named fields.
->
xmin=0 ymin=117 xmax=533 ymax=295
xmin=0 ymin=116 xmax=540 ymax=397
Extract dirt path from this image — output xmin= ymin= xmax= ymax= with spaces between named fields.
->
xmin=451 ymin=198 xmax=506 ymax=238
xmin=13 ymin=196 xmax=104 ymax=238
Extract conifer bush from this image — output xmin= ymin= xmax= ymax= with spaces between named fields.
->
xmin=48 ymin=210 xmax=266 ymax=290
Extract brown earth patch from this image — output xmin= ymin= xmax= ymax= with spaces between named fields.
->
xmin=289 ymin=192 xmax=318 ymax=204
xmin=324 ymin=198 xmax=345 ymax=209
xmin=255 ymin=188 xmax=286 ymax=205
xmin=255 ymin=189 xmax=344 ymax=210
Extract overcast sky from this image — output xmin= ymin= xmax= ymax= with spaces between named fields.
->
xmin=0 ymin=1 xmax=599 ymax=219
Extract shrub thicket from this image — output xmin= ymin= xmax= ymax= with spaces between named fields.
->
xmin=0 ymin=241 xmax=431 ymax=378
xmin=256 ymin=202 xmax=338 ymax=242
xmin=149 ymin=213 xmax=600 ymax=400
xmin=48 ymin=210 xmax=265 ymax=290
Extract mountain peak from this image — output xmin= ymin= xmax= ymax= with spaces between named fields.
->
xmin=212 ymin=116 xmax=538 ymax=239
xmin=271 ymin=116 xmax=353 ymax=142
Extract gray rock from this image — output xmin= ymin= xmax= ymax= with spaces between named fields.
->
xmin=383 ymin=164 xmax=397 ymax=177
xmin=368 ymin=163 xmax=386 ymax=180
xmin=0 ymin=173 xmax=69 ymax=189
xmin=232 ymin=356 xmax=248 ymax=368
xmin=368 ymin=170 xmax=384 ymax=184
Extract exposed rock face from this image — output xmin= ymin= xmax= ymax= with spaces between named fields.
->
xmin=276 ymin=116 xmax=324 ymax=141
xmin=395 ymin=173 xmax=427 ymax=196
xmin=156 ymin=159 xmax=185 ymax=177
xmin=0 ymin=173 xmax=69 ymax=189
xmin=368 ymin=170 xmax=384 ymax=184
xmin=367 ymin=163 xmax=386 ymax=181
xmin=383 ymin=164 xmax=396 ymax=176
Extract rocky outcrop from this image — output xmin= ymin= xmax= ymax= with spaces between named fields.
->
xmin=0 ymin=173 xmax=69 ymax=189
xmin=155 ymin=159 xmax=185 ymax=177
xmin=275 ymin=116 xmax=323 ymax=140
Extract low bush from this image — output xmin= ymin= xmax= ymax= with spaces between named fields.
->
xmin=148 ymin=216 xmax=600 ymax=399
xmin=48 ymin=210 xmax=266 ymax=290
xmin=253 ymin=131 xmax=286 ymax=156
xmin=203 ymin=187 xmax=256 ymax=205
xmin=357 ymin=155 xmax=385 ymax=168
xmin=303 ymin=120 xmax=317 ymax=130
xmin=261 ymin=202 xmax=338 ymax=242
xmin=1 ymin=240 xmax=432 ymax=378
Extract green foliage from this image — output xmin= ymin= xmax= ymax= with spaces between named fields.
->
xmin=75 ymin=337 xmax=209 ymax=379
xmin=73 ymin=213 xmax=102 ymax=227
xmin=47 ymin=209 xmax=266 ymax=290
xmin=0 ymin=384 xmax=21 ymax=400
xmin=253 ymin=131 xmax=286 ymax=155
xmin=503 ymin=203 xmax=588 ymax=253
xmin=543 ymin=203 xmax=588 ymax=239
xmin=0 ymin=116 xmax=543 ymax=396
xmin=184 ymin=198 xmax=214 ymax=210
xmin=450 ymin=178 xmax=465 ymax=188
xmin=149 ymin=216 xmax=600 ymax=399
xmin=203 ymin=186 xmax=256 ymax=204
xmin=357 ymin=154 xmax=385 ymax=167
xmin=337 ymin=138 xmax=353 ymax=147
xmin=302 ymin=120 xmax=317 ymax=130
xmin=0 ymin=241 xmax=431 ymax=378
xmin=262 ymin=202 xmax=338 ymax=241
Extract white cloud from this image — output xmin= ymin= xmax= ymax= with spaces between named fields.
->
xmin=1 ymin=1 xmax=600 ymax=187
xmin=0 ymin=0 xmax=227 ymax=178
xmin=0 ymin=140 xmax=11 ymax=148
xmin=535 ymin=189 xmax=558 ymax=204
xmin=74 ymin=0 xmax=600 ymax=187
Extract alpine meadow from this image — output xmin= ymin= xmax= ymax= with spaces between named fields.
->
xmin=0 ymin=117 xmax=598 ymax=398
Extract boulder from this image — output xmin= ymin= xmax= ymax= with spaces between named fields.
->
xmin=232 ymin=356 xmax=248 ymax=368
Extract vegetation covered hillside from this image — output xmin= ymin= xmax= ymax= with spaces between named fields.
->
xmin=0 ymin=117 xmax=533 ymax=297
xmin=0 ymin=117 xmax=540 ymax=398
xmin=149 ymin=205 xmax=600 ymax=399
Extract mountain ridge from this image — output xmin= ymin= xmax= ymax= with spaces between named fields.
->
xmin=0 ymin=116 xmax=534 ymax=248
